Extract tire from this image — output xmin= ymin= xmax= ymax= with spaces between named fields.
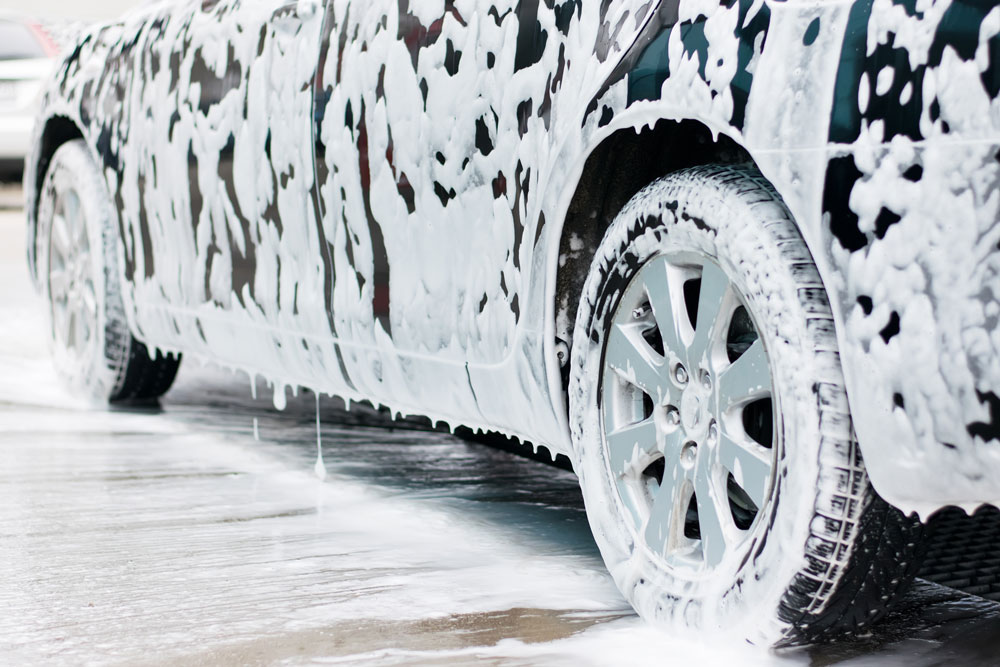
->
xmin=569 ymin=165 xmax=923 ymax=645
xmin=37 ymin=139 xmax=180 ymax=403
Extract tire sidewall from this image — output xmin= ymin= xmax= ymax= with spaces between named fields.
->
xmin=569 ymin=169 xmax=828 ymax=642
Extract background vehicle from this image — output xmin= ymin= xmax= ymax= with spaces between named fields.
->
xmin=0 ymin=14 xmax=57 ymax=179
xmin=23 ymin=0 xmax=1000 ymax=646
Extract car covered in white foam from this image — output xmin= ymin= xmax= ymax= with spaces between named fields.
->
xmin=23 ymin=0 xmax=1000 ymax=645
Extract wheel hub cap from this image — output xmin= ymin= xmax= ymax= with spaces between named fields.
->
xmin=680 ymin=386 xmax=706 ymax=435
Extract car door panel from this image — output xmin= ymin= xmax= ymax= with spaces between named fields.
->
xmin=310 ymin=0 xmax=487 ymax=420
xmin=312 ymin=5 xmax=647 ymax=357
xmin=311 ymin=1 xmax=652 ymax=433
xmin=122 ymin=0 xmax=329 ymax=381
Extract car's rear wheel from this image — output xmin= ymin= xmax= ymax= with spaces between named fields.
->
xmin=569 ymin=165 xmax=923 ymax=645
xmin=38 ymin=139 xmax=180 ymax=402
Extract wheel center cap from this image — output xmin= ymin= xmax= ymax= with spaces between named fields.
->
xmin=680 ymin=388 xmax=704 ymax=432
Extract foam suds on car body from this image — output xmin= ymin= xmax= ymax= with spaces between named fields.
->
xmin=22 ymin=0 xmax=1000 ymax=550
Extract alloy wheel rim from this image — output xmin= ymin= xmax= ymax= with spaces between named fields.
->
xmin=601 ymin=253 xmax=777 ymax=571
xmin=48 ymin=186 xmax=99 ymax=362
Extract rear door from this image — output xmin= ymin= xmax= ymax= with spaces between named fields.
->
xmin=311 ymin=1 xmax=653 ymax=411
xmin=313 ymin=1 xmax=549 ymax=367
xmin=123 ymin=0 xmax=329 ymax=363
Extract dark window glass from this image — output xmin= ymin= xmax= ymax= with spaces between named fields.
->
xmin=0 ymin=22 xmax=45 ymax=61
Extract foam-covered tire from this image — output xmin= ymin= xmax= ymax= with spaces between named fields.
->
xmin=37 ymin=139 xmax=180 ymax=402
xmin=569 ymin=165 xmax=923 ymax=645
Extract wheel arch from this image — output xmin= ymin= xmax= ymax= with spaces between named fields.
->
xmin=31 ymin=115 xmax=85 ymax=216
xmin=26 ymin=114 xmax=85 ymax=286
xmin=549 ymin=117 xmax=758 ymax=410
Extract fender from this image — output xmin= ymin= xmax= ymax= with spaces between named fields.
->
xmin=543 ymin=0 xmax=1000 ymax=516
xmin=816 ymin=0 xmax=1000 ymax=517
xmin=26 ymin=17 xmax=145 ymax=292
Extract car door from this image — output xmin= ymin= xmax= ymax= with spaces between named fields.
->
xmin=312 ymin=1 xmax=652 ymax=416
xmin=315 ymin=0 xmax=565 ymax=365
xmin=122 ymin=0 xmax=329 ymax=373
xmin=313 ymin=0 xmax=500 ymax=411
xmin=314 ymin=0 xmax=497 ymax=366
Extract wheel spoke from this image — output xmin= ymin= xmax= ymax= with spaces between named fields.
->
xmin=717 ymin=339 xmax=770 ymax=411
xmin=81 ymin=283 xmax=98 ymax=319
xmin=605 ymin=323 xmax=668 ymax=403
xmin=718 ymin=429 xmax=773 ymax=509
xmin=643 ymin=455 xmax=687 ymax=558
xmin=606 ymin=417 xmax=660 ymax=477
xmin=687 ymin=262 xmax=732 ymax=366
xmin=694 ymin=465 xmax=730 ymax=567
xmin=76 ymin=241 xmax=91 ymax=267
xmin=641 ymin=259 xmax=685 ymax=361
xmin=48 ymin=268 xmax=70 ymax=296
xmin=51 ymin=214 xmax=72 ymax=257
xmin=65 ymin=193 xmax=85 ymax=245
xmin=76 ymin=302 xmax=92 ymax=345
xmin=66 ymin=308 xmax=79 ymax=350
xmin=51 ymin=302 xmax=68 ymax=342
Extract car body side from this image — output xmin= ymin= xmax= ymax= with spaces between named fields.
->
xmin=24 ymin=0 xmax=1000 ymax=517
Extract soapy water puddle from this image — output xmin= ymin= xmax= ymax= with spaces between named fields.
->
xmin=2 ymin=201 xmax=1000 ymax=665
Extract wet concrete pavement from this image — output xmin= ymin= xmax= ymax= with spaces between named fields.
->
xmin=3 ymin=183 xmax=1000 ymax=665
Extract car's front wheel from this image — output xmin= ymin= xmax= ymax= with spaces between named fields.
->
xmin=569 ymin=165 xmax=923 ymax=645
xmin=37 ymin=139 xmax=180 ymax=402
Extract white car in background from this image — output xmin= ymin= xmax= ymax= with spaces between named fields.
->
xmin=0 ymin=15 xmax=57 ymax=177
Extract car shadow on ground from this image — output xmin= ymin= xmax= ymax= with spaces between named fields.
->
xmin=147 ymin=363 xmax=1000 ymax=665
xmin=159 ymin=365 xmax=596 ymax=554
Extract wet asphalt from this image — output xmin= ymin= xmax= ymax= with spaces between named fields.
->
xmin=3 ymin=181 xmax=1000 ymax=665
